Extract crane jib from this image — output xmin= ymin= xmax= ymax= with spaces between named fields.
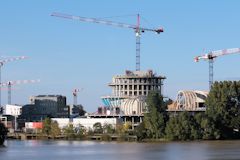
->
xmin=51 ymin=12 xmax=164 ymax=71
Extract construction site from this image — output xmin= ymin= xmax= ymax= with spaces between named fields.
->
xmin=90 ymin=70 xmax=165 ymax=127
xmin=1 ymin=11 xmax=240 ymax=132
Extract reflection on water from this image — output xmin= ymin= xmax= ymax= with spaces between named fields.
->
xmin=0 ymin=140 xmax=240 ymax=160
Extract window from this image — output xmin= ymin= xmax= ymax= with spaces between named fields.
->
xmin=134 ymin=85 xmax=137 ymax=90
xmin=144 ymin=85 xmax=147 ymax=90
xmin=129 ymin=85 xmax=132 ymax=90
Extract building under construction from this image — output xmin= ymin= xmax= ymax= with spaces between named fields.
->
xmin=168 ymin=90 xmax=208 ymax=112
xmin=90 ymin=70 xmax=165 ymax=128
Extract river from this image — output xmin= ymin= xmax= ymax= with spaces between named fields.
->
xmin=0 ymin=140 xmax=240 ymax=160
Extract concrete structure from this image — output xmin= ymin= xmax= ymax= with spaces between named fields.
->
xmin=69 ymin=104 xmax=85 ymax=118
xmin=20 ymin=95 xmax=69 ymax=122
xmin=4 ymin=104 xmax=22 ymax=116
xmin=51 ymin=118 xmax=70 ymax=129
xmin=101 ymin=70 xmax=165 ymax=116
xmin=108 ymin=70 xmax=164 ymax=97
xmin=89 ymin=70 xmax=165 ymax=129
xmin=4 ymin=104 xmax=23 ymax=131
xmin=0 ymin=115 xmax=15 ymax=131
xmin=0 ymin=116 xmax=7 ymax=127
xmin=168 ymin=90 xmax=208 ymax=111
xmin=51 ymin=117 xmax=120 ymax=131
xmin=73 ymin=118 xmax=120 ymax=130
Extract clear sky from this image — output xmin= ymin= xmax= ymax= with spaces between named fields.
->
xmin=0 ymin=1 xmax=240 ymax=112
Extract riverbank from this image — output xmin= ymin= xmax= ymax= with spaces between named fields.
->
xmin=7 ymin=132 xmax=138 ymax=142
xmin=7 ymin=132 xmax=240 ymax=143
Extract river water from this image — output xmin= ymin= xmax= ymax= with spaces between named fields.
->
xmin=0 ymin=140 xmax=240 ymax=160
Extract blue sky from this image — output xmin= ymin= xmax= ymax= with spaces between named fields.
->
xmin=0 ymin=1 xmax=240 ymax=112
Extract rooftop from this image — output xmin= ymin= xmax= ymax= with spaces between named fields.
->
xmin=113 ymin=70 xmax=166 ymax=79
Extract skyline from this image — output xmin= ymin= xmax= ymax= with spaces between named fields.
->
xmin=1 ymin=1 xmax=240 ymax=112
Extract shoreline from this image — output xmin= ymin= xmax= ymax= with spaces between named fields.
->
xmin=6 ymin=133 xmax=240 ymax=143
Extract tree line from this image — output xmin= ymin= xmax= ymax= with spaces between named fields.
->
xmin=40 ymin=118 xmax=133 ymax=140
xmin=136 ymin=81 xmax=240 ymax=141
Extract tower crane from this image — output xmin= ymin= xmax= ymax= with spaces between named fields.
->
xmin=1 ymin=79 xmax=40 ymax=105
xmin=0 ymin=56 xmax=27 ymax=107
xmin=51 ymin=12 xmax=164 ymax=71
xmin=194 ymin=48 xmax=240 ymax=90
xmin=72 ymin=88 xmax=83 ymax=106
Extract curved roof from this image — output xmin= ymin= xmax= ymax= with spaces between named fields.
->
xmin=172 ymin=90 xmax=208 ymax=111
xmin=120 ymin=97 xmax=146 ymax=115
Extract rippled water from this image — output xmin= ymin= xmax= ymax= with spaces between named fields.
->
xmin=0 ymin=140 xmax=240 ymax=160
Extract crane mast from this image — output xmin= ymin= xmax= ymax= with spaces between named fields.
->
xmin=194 ymin=48 xmax=240 ymax=89
xmin=72 ymin=88 xmax=83 ymax=106
xmin=73 ymin=89 xmax=79 ymax=106
xmin=0 ymin=56 xmax=27 ymax=107
xmin=51 ymin=12 xmax=163 ymax=71
xmin=1 ymin=79 xmax=40 ymax=104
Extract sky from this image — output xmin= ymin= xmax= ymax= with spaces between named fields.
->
xmin=0 ymin=1 xmax=240 ymax=112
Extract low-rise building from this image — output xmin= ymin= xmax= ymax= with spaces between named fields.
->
xmin=4 ymin=104 xmax=22 ymax=116
xmin=20 ymin=95 xmax=69 ymax=122
xmin=51 ymin=117 xmax=120 ymax=131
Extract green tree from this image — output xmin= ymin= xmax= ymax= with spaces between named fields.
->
xmin=103 ymin=123 xmax=114 ymax=134
xmin=0 ymin=122 xmax=8 ymax=145
xmin=42 ymin=118 xmax=51 ymax=135
xmin=93 ymin=122 xmax=103 ymax=134
xmin=134 ymin=122 xmax=146 ymax=141
xmin=165 ymin=112 xmax=202 ymax=140
xmin=42 ymin=118 xmax=61 ymax=137
xmin=205 ymin=81 xmax=240 ymax=139
xmin=63 ymin=124 xmax=75 ymax=138
xmin=74 ymin=124 xmax=86 ymax=138
xmin=50 ymin=121 xmax=61 ymax=137
xmin=144 ymin=91 xmax=167 ymax=139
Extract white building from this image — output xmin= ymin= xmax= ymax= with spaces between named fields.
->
xmin=51 ymin=118 xmax=70 ymax=129
xmin=101 ymin=70 xmax=165 ymax=116
xmin=73 ymin=118 xmax=119 ymax=130
xmin=4 ymin=104 xmax=22 ymax=116
xmin=51 ymin=117 xmax=120 ymax=130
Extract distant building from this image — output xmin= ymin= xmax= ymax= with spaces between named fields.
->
xmin=168 ymin=90 xmax=208 ymax=112
xmin=0 ymin=115 xmax=14 ymax=130
xmin=21 ymin=95 xmax=69 ymax=122
xmin=69 ymin=104 xmax=85 ymax=118
xmin=52 ymin=117 xmax=120 ymax=131
xmin=4 ymin=104 xmax=23 ymax=131
xmin=4 ymin=104 xmax=22 ymax=116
